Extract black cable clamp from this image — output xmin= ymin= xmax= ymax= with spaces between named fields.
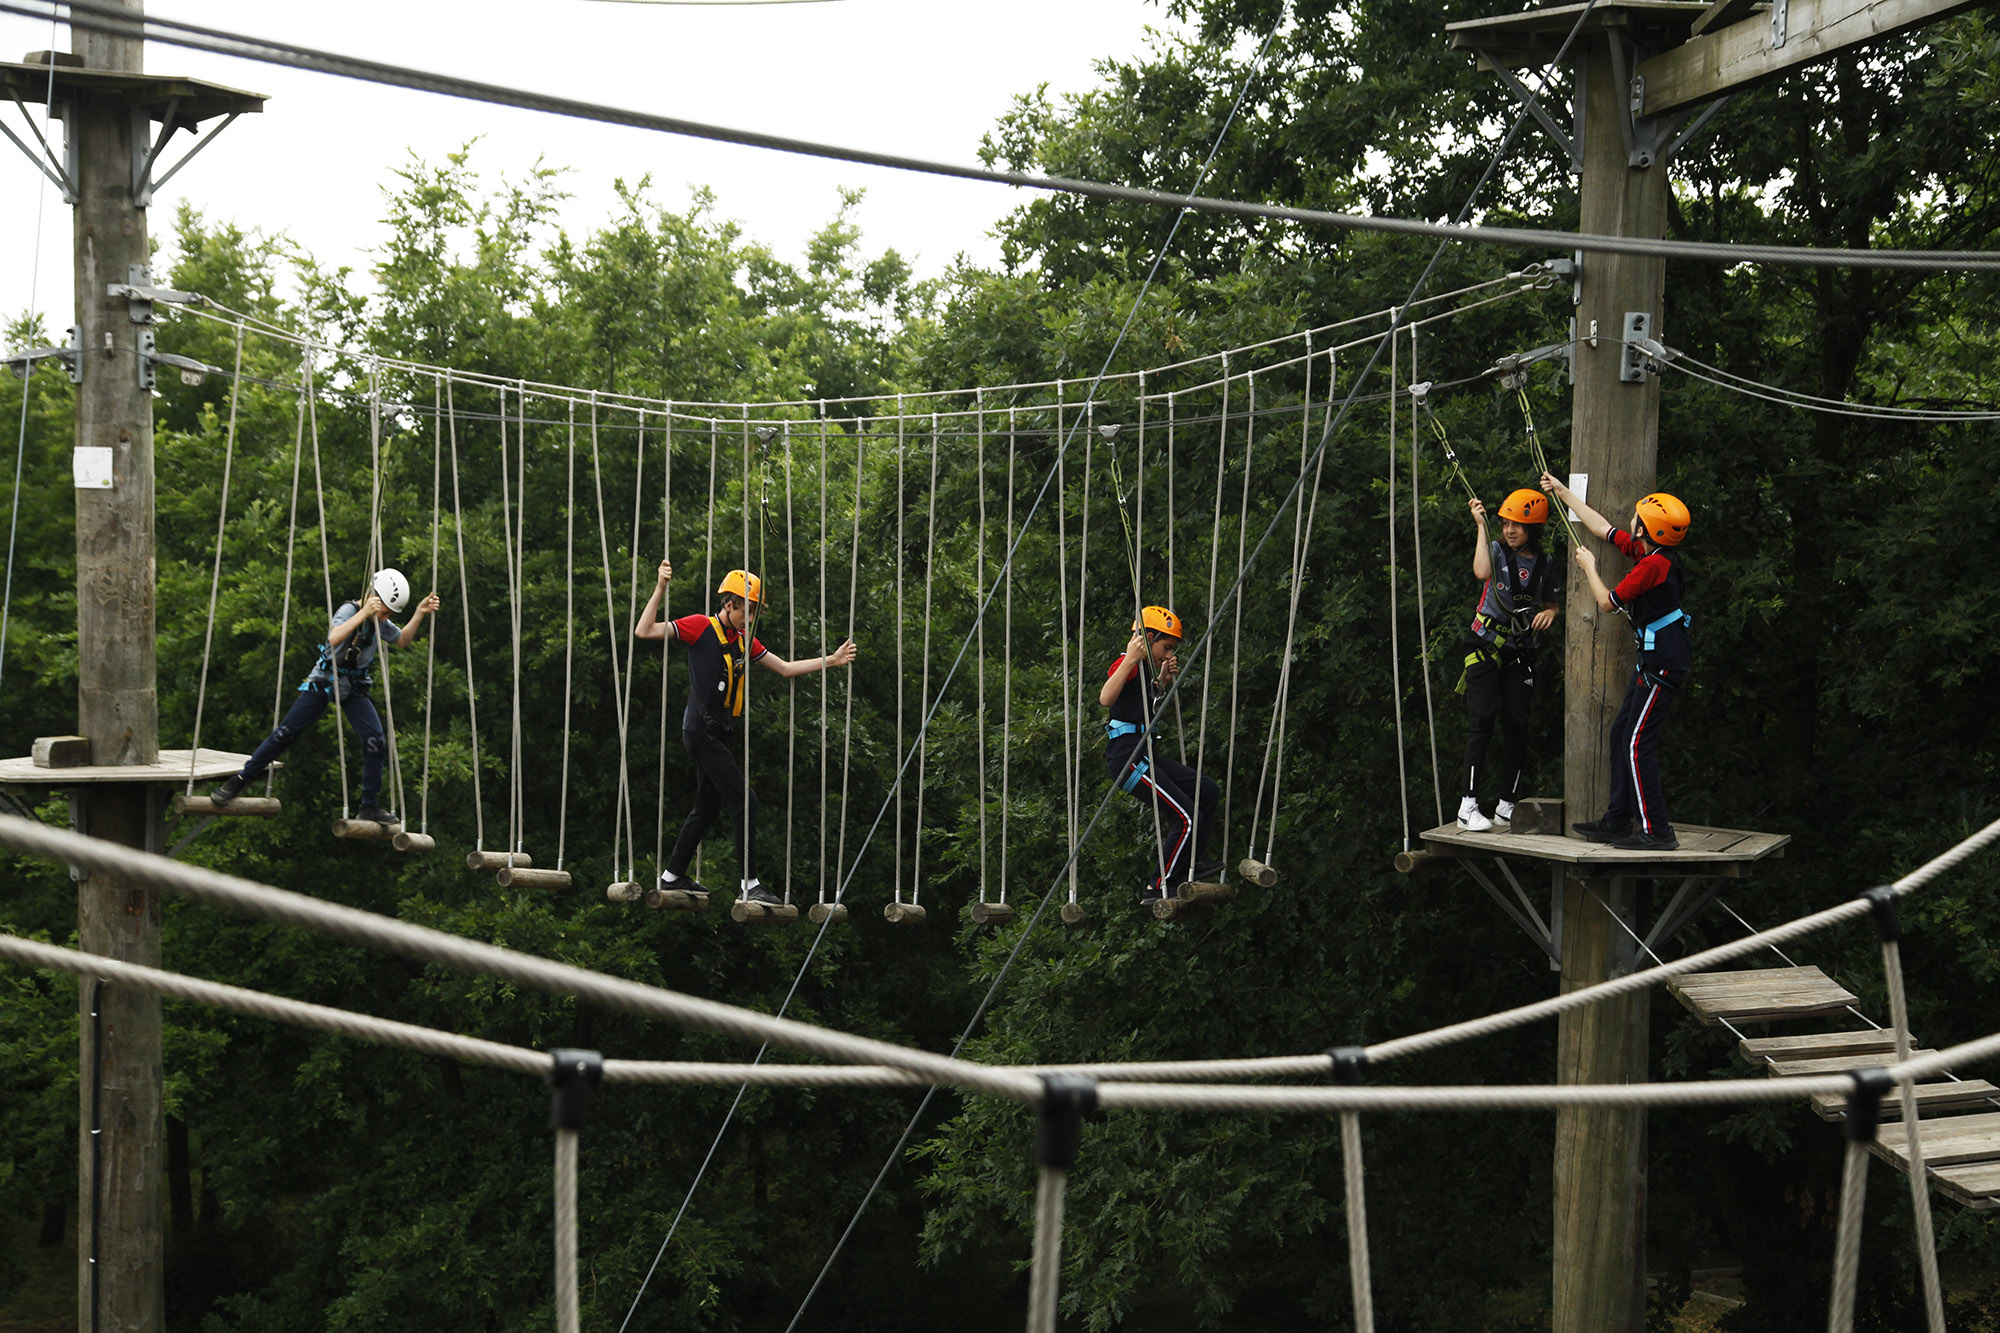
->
xmin=1843 ymin=1067 xmax=1894 ymax=1145
xmin=1328 ymin=1046 xmax=1369 ymax=1086
xmin=1857 ymin=885 xmax=1901 ymax=943
xmin=1035 ymin=1075 xmax=1099 ymax=1172
xmin=548 ymin=1049 xmax=604 ymax=1132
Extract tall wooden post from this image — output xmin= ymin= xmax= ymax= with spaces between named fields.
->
xmin=69 ymin=4 xmax=167 ymax=1330
xmin=1553 ymin=34 xmax=1670 ymax=1333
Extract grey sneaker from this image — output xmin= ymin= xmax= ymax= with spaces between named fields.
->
xmin=740 ymin=883 xmax=783 ymax=907
xmin=210 ymin=774 xmax=245 ymax=806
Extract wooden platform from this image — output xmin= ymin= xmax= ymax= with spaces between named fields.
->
xmin=0 ymin=748 xmax=252 ymax=787
xmin=1667 ymin=966 xmax=1858 ymax=1025
xmin=1418 ymin=820 xmax=1790 ymax=879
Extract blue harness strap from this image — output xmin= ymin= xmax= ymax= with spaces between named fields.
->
xmin=1640 ymin=608 xmax=1690 ymax=652
xmin=1105 ymin=719 xmax=1146 ymax=741
xmin=1118 ymin=758 xmax=1151 ymax=794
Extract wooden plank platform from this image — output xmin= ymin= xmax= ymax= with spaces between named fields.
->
xmin=1416 ymin=820 xmax=1789 ymax=878
xmin=1766 ymin=1049 xmax=1939 ymax=1078
xmin=1807 ymin=1081 xmax=2000 ymax=1122
xmin=1929 ymin=1161 xmax=2000 ymax=1209
xmin=1874 ymin=1112 xmax=2000 ymax=1169
xmin=0 ymin=748 xmax=253 ymax=787
xmin=1738 ymin=1031 xmax=1901 ymax=1067
xmin=1667 ymin=966 xmax=1857 ymax=1025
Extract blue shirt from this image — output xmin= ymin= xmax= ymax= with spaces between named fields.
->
xmin=299 ymin=601 xmax=404 ymax=694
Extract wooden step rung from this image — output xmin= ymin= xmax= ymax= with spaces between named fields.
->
xmin=645 ymin=887 xmax=707 ymax=912
xmin=392 ymin=831 xmax=434 ymax=854
xmin=495 ymin=867 xmax=571 ymax=889
xmin=1766 ymin=1049 xmax=1940 ymax=1079
xmin=968 ymin=900 xmax=1015 ymax=925
xmin=1178 ymin=880 xmax=1235 ymax=905
xmin=1666 ymin=966 xmax=1858 ymax=1025
xmin=1809 ymin=1081 xmax=2000 ymax=1121
xmin=733 ymin=900 xmax=800 ymax=924
xmin=1738 ymin=1030 xmax=1903 ymax=1067
xmin=1060 ymin=902 xmax=1086 ymax=926
xmin=1152 ymin=897 xmax=1216 ymax=922
xmin=807 ymin=901 xmax=847 ymax=924
xmin=1930 ymin=1160 xmax=2000 ymax=1207
xmin=173 ymin=794 xmax=282 ymax=817
xmin=331 ymin=817 xmax=400 ymax=842
xmin=1874 ymin=1111 xmax=2000 ymax=1169
xmin=466 ymin=850 xmax=534 ymax=872
xmin=882 ymin=901 xmax=927 ymax=926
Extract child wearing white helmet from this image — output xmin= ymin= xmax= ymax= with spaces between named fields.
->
xmin=635 ymin=559 xmax=857 ymax=906
xmin=210 ymin=568 xmax=441 ymax=825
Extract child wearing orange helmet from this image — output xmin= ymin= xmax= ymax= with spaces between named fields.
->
xmin=1454 ymin=490 xmax=1563 ymax=831
xmin=1539 ymin=474 xmax=1692 ymax=851
xmin=635 ymin=560 xmax=857 ymax=905
xmin=1100 ymin=605 xmax=1222 ymax=902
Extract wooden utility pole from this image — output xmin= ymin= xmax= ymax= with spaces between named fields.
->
xmin=1551 ymin=34 xmax=1672 ymax=1333
xmin=69 ymin=4 xmax=167 ymax=1330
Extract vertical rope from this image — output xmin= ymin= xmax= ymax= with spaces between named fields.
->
xmin=268 ymin=360 xmax=308 ymax=796
xmin=1881 ymin=937 xmax=1947 ymax=1332
xmin=497 ymin=385 xmax=521 ymax=855
xmin=1263 ymin=346 xmax=1333 ymax=857
xmin=784 ymin=423 xmax=797 ymax=901
xmin=554 ymin=1128 xmax=580 ymax=1333
xmin=419 ymin=373 xmax=442 ymax=834
xmin=817 ymin=409 xmax=830 ymax=907
xmin=836 ymin=426 xmax=864 ymax=898
xmin=304 ymin=350 xmax=350 ymax=816
xmin=1219 ymin=371 xmax=1255 ymax=869
xmin=515 ymin=385 xmax=530 ymax=854
xmin=894 ymin=403 xmax=905 ymax=906
xmin=1054 ymin=384 xmax=1077 ymax=907
xmin=187 ymin=320 xmax=245 ymax=791
xmin=445 ymin=376 xmax=484 ymax=851
xmin=911 ymin=414 xmax=939 ymax=909
xmin=1387 ymin=321 xmax=1410 ymax=850
xmin=588 ymin=397 xmax=636 ymax=886
xmin=1026 ymin=1166 xmax=1069 ymax=1333
xmin=370 ymin=367 xmax=408 ymax=821
xmin=975 ymin=395 xmax=988 ymax=910
xmin=1195 ymin=360 xmax=1228 ymax=806
xmin=1075 ymin=403 xmax=1094 ymax=891
xmin=622 ymin=409 xmax=648 ymax=883
xmin=558 ymin=401 xmax=575 ymax=873
xmin=1002 ymin=408 xmax=1016 ymax=908
xmin=1131 ymin=385 xmax=1170 ymax=889
xmin=656 ymin=408 xmax=673 ymax=873
xmin=1409 ymin=326 xmax=1443 ymax=827
xmin=1827 ymin=1138 xmax=1871 ymax=1333
xmin=740 ymin=407 xmax=756 ymax=895
xmin=1342 ymin=1113 xmax=1376 ymax=1333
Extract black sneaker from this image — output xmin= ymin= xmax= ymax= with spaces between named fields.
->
xmin=1140 ymin=886 xmax=1168 ymax=904
xmin=1572 ymin=818 xmax=1632 ymax=843
xmin=210 ymin=774 xmax=245 ymax=806
xmin=658 ymin=872 xmax=711 ymax=896
xmin=1610 ymin=829 xmax=1679 ymax=852
xmin=355 ymin=804 xmax=400 ymax=827
xmin=740 ymin=883 xmax=783 ymax=907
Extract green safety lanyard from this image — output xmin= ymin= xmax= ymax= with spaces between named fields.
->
xmin=1412 ymin=389 xmax=1479 ymax=506
xmin=1511 ymin=381 xmax=1584 ymax=550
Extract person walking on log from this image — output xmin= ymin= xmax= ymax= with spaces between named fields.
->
xmin=1453 ymin=489 xmax=1562 ymax=831
xmin=1540 ymin=473 xmax=1692 ymax=852
xmin=210 ymin=569 xmax=441 ymax=825
xmin=1100 ymin=605 xmax=1221 ymax=904
xmin=635 ymin=559 xmax=857 ymax=905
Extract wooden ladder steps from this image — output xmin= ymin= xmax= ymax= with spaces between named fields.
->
xmin=1666 ymin=966 xmax=1858 ymax=1025
xmin=1807 ymin=1081 xmax=2000 ymax=1122
xmin=1873 ymin=1113 xmax=2000 ymax=1210
xmin=1929 ymin=1162 xmax=2000 ymax=1211
xmin=1736 ymin=1031 xmax=1901 ymax=1066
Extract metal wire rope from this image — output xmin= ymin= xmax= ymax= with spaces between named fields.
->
xmin=25 ymin=0 xmax=2000 ymax=273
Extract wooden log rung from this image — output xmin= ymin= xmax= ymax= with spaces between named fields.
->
xmin=882 ymin=902 xmax=927 ymax=926
xmin=1237 ymin=858 xmax=1278 ymax=888
xmin=732 ymin=900 xmax=800 ymax=924
xmin=807 ymin=902 xmax=848 ymax=925
xmin=1060 ymin=902 xmax=1086 ymax=926
xmin=466 ymin=850 xmax=534 ymax=872
xmin=645 ymin=887 xmax=707 ymax=912
xmin=331 ymin=817 xmax=400 ymax=842
xmin=605 ymin=881 xmax=643 ymax=903
xmin=969 ymin=901 xmax=1015 ymax=925
xmin=1393 ymin=849 xmax=1457 ymax=874
xmin=1178 ymin=880 xmax=1235 ymax=904
xmin=173 ymin=794 xmax=282 ymax=817
xmin=496 ymin=867 xmax=571 ymax=889
xmin=392 ymin=831 xmax=435 ymax=854
xmin=1151 ymin=897 xmax=1215 ymax=922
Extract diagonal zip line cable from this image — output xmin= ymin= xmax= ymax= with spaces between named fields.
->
xmin=10 ymin=0 xmax=2000 ymax=272
xmin=618 ymin=27 xmax=1292 ymax=1331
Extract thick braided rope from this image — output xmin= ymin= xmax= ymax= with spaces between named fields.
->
xmin=1026 ymin=1166 xmax=1069 ymax=1333
xmin=0 ymin=815 xmax=1039 ymax=1100
xmin=30 ymin=0 xmax=2000 ymax=272
xmin=1827 ymin=1138 xmax=1871 ymax=1333
xmin=1091 ymin=1077 xmax=1855 ymax=1114
xmin=555 ymin=1129 xmax=580 ymax=1333
xmin=1881 ymin=938 xmax=1947 ymax=1333
xmin=1342 ymin=1113 xmax=1376 ymax=1332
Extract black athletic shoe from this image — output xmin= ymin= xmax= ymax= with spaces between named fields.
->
xmin=1572 ymin=818 xmax=1632 ymax=843
xmin=354 ymin=804 xmax=399 ymax=827
xmin=1140 ymin=885 xmax=1168 ymax=904
xmin=740 ymin=883 xmax=783 ymax=907
xmin=1191 ymin=861 xmax=1225 ymax=882
xmin=1610 ymin=829 xmax=1679 ymax=852
xmin=210 ymin=774 xmax=245 ymax=806
xmin=657 ymin=872 xmax=711 ymax=896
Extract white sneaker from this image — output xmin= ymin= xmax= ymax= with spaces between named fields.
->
xmin=1494 ymin=800 xmax=1515 ymax=825
xmin=1457 ymin=796 xmax=1492 ymax=832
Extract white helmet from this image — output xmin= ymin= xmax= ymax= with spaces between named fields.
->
xmin=372 ymin=567 xmax=410 ymax=613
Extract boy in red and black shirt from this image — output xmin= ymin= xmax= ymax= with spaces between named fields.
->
xmin=635 ymin=560 xmax=857 ymax=904
xmin=1540 ymin=474 xmax=1692 ymax=851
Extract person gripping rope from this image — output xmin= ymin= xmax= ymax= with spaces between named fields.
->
xmin=1454 ymin=489 xmax=1562 ymax=831
xmin=1100 ymin=605 xmax=1222 ymax=903
xmin=635 ymin=560 xmax=856 ymax=906
xmin=1540 ymin=473 xmax=1692 ymax=851
xmin=210 ymin=568 xmax=441 ymax=825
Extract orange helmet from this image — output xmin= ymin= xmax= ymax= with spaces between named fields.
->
xmin=1498 ymin=489 xmax=1548 ymax=524
xmin=1139 ymin=605 xmax=1183 ymax=640
xmin=1634 ymin=493 xmax=1690 ymax=546
xmin=717 ymin=569 xmax=763 ymax=604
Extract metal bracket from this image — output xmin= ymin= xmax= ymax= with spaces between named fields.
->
xmin=135 ymin=330 xmax=222 ymax=391
xmin=1641 ymin=876 xmax=1723 ymax=963
xmin=1620 ymin=311 xmax=1663 ymax=382
xmin=1475 ymin=48 xmax=1578 ymax=174
xmin=1494 ymin=338 xmax=1574 ymax=388
xmin=1771 ymin=0 xmax=1790 ymax=47
xmin=1462 ymin=858 xmax=1561 ymax=967
xmin=5 ymin=326 xmax=83 ymax=384
xmin=2 ymin=87 xmax=77 ymax=203
xmin=110 ymin=264 xmax=202 ymax=325
xmin=1604 ymin=35 xmax=1731 ymax=169
xmin=129 ymin=102 xmax=240 ymax=208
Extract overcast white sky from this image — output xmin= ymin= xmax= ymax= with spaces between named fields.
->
xmin=0 ymin=0 xmax=1179 ymax=329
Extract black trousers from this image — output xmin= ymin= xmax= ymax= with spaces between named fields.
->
xmin=1461 ymin=650 xmax=1535 ymax=802
xmin=666 ymin=728 xmax=758 ymax=882
xmin=1605 ymin=668 xmax=1681 ymax=835
xmin=1109 ymin=746 xmax=1219 ymax=888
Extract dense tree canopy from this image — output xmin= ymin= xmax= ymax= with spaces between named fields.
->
xmin=4 ymin=2 xmax=2000 ymax=1329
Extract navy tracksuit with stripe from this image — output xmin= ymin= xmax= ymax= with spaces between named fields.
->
xmin=1105 ymin=652 xmax=1218 ymax=891
xmin=1602 ymin=528 xmax=1691 ymax=836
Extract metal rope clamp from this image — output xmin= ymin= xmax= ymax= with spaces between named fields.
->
xmin=548 ymin=1048 xmax=604 ymax=1132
